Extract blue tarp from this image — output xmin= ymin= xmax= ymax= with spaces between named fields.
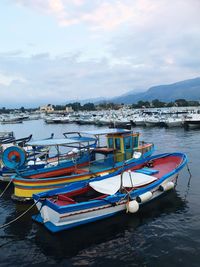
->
xmin=27 ymin=137 xmax=96 ymax=147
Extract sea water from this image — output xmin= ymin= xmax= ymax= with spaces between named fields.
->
xmin=0 ymin=119 xmax=199 ymax=267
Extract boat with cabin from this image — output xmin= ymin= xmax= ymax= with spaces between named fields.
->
xmin=32 ymin=152 xmax=187 ymax=232
xmin=2 ymin=129 xmax=154 ymax=200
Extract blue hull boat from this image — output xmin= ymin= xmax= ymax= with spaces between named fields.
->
xmin=32 ymin=152 xmax=187 ymax=233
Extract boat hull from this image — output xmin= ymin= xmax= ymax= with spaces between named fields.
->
xmin=164 ymin=121 xmax=183 ymax=127
xmin=184 ymin=121 xmax=200 ymax=129
xmin=33 ymin=174 xmax=178 ymax=232
xmin=144 ymin=121 xmax=161 ymax=127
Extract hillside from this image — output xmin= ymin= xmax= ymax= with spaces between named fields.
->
xmin=110 ymin=77 xmax=200 ymax=104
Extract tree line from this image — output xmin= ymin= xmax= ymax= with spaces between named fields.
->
xmin=64 ymin=98 xmax=200 ymax=111
xmin=0 ymin=99 xmax=199 ymax=113
xmin=132 ymin=99 xmax=199 ymax=108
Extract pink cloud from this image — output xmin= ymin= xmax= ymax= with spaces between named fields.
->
xmin=14 ymin=0 xmax=136 ymax=30
xmin=15 ymin=0 xmax=200 ymax=34
xmin=81 ymin=2 xmax=134 ymax=31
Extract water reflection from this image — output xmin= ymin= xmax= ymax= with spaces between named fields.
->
xmin=32 ymin=191 xmax=187 ymax=262
xmin=0 ymin=189 xmax=188 ymax=267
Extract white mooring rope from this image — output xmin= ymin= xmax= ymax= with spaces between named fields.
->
xmin=0 ymin=178 xmax=14 ymax=198
xmin=0 ymin=200 xmax=39 ymax=229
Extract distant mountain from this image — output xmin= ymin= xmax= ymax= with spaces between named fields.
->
xmin=111 ymin=77 xmax=200 ymax=104
xmin=65 ymin=77 xmax=200 ymax=105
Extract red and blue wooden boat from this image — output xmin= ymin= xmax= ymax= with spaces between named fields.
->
xmin=32 ymin=152 xmax=187 ymax=232
xmin=2 ymin=129 xmax=154 ymax=200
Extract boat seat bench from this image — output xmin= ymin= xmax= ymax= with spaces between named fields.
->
xmin=50 ymin=194 xmax=77 ymax=206
xmin=135 ymin=168 xmax=159 ymax=175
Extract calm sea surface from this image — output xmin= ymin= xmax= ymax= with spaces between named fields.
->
xmin=0 ymin=119 xmax=199 ymax=267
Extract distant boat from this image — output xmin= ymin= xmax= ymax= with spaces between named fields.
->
xmin=183 ymin=113 xmax=200 ymax=129
xmin=0 ymin=115 xmax=25 ymax=124
xmin=1 ymin=119 xmax=23 ymax=124
xmin=44 ymin=115 xmax=70 ymax=124
xmin=32 ymin=152 xmax=187 ymax=232
xmin=163 ymin=116 xmax=184 ymax=127
xmin=144 ymin=116 xmax=162 ymax=127
xmin=0 ymin=131 xmax=15 ymax=143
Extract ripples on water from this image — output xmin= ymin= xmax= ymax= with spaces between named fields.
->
xmin=0 ymin=120 xmax=199 ymax=267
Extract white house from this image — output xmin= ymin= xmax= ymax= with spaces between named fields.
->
xmin=40 ymin=104 xmax=54 ymax=112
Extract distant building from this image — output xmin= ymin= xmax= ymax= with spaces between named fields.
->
xmin=65 ymin=106 xmax=73 ymax=113
xmin=40 ymin=104 xmax=54 ymax=112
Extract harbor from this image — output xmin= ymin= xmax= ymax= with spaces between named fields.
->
xmin=1 ymin=0 xmax=200 ymax=265
xmin=0 ymin=117 xmax=198 ymax=266
xmin=1 ymin=106 xmax=200 ymax=129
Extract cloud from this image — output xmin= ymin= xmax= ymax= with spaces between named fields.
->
xmin=0 ymin=50 xmax=23 ymax=57
xmin=14 ymin=0 xmax=138 ymax=31
xmin=13 ymin=0 xmax=200 ymax=34
xmin=0 ymin=52 xmax=136 ymax=107
xmin=1 ymin=45 xmax=199 ymax=108
xmin=0 ymin=72 xmax=27 ymax=86
xmin=81 ymin=2 xmax=134 ymax=31
xmin=1 ymin=0 xmax=200 ymax=107
xmin=108 ymin=0 xmax=200 ymax=77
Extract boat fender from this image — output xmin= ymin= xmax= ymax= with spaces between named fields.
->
xmin=159 ymin=181 xmax=174 ymax=192
xmin=126 ymin=200 xmax=139 ymax=213
xmin=136 ymin=191 xmax=153 ymax=203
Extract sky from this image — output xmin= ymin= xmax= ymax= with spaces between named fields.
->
xmin=0 ymin=0 xmax=200 ymax=107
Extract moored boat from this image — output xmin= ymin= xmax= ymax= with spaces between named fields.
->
xmin=32 ymin=152 xmax=187 ymax=232
xmin=163 ymin=117 xmax=183 ymax=127
xmin=144 ymin=116 xmax=163 ymax=127
xmin=3 ymin=129 xmax=154 ymax=200
xmin=0 ymin=134 xmax=54 ymax=182
xmin=183 ymin=113 xmax=200 ymax=129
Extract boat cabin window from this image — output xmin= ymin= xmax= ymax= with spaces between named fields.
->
xmin=133 ymin=136 xmax=139 ymax=148
xmin=115 ymin=138 xmax=121 ymax=150
xmin=95 ymin=152 xmax=106 ymax=162
xmin=108 ymin=138 xmax=114 ymax=148
xmin=124 ymin=136 xmax=131 ymax=150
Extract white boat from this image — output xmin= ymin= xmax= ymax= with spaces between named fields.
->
xmin=163 ymin=117 xmax=184 ymax=127
xmin=144 ymin=116 xmax=162 ymax=127
xmin=184 ymin=113 xmax=200 ymax=128
xmin=131 ymin=114 xmax=146 ymax=126
xmin=52 ymin=116 xmax=70 ymax=123
xmin=44 ymin=115 xmax=70 ymax=123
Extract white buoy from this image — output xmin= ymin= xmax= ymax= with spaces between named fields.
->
xmin=126 ymin=200 xmax=139 ymax=213
xmin=159 ymin=181 xmax=175 ymax=192
xmin=136 ymin=191 xmax=153 ymax=203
